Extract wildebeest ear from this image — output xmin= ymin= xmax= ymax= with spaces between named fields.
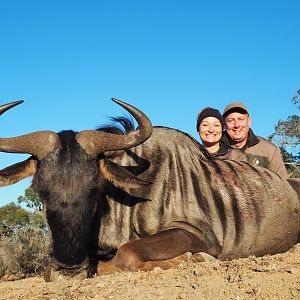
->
xmin=99 ymin=159 xmax=151 ymax=189
xmin=0 ymin=157 xmax=37 ymax=186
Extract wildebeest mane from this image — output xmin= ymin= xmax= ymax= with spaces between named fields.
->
xmin=97 ymin=116 xmax=211 ymax=159
xmin=97 ymin=116 xmax=136 ymax=134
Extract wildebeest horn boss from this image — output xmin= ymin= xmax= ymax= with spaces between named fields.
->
xmin=0 ymin=99 xmax=299 ymax=281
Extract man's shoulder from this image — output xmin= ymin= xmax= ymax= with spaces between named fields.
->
xmin=256 ymin=136 xmax=278 ymax=149
xmin=254 ymin=136 xmax=287 ymax=179
xmin=246 ymin=136 xmax=280 ymax=158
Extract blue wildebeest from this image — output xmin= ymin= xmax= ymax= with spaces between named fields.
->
xmin=0 ymin=99 xmax=299 ymax=281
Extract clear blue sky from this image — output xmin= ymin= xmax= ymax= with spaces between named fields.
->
xmin=0 ymin=0 xmax=299 ymax=207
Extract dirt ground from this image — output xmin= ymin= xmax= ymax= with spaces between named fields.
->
xmin=1 ymin=244 xmax=300 ymax=300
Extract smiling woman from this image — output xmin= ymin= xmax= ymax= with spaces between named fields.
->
xmin=196 ymin=107 xmax=226 ymax=156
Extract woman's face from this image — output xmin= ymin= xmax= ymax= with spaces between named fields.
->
xmin=199 ymin=117 xmax=223 ymax=146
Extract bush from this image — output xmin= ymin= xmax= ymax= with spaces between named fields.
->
xmin=14 ymin=226 xmax=50 ymax=274
xmin=0 ymin=226 xmax=49 ymax=277
xmin=0 ymin=237 xmax=20 ymax=277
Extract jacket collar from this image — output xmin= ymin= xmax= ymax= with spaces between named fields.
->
xmin=221 ymin=128 xmax=260 ymax=149
xmin=216 ymin=142 xmax=229 ymax=155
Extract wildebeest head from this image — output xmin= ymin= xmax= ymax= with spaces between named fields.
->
xmin=0 ymin=99 xmax=153 ymax=279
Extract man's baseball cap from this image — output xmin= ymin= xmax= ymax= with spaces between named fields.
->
xmin=223 ymin=102 xmax=249 ymax=117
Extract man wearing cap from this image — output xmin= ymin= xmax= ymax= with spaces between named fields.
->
xmin=221 ymin=102 xmax=288 ymax=179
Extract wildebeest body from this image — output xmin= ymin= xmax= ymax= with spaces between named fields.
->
xmin=99 ymin=127 xmax=299 ymax=261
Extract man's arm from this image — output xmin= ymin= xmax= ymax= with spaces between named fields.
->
xmin=269 ymin=146 xmax=288 ymax=179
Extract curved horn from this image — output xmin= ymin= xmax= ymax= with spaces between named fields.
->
xmin=0 ymin=101 xmax=59 ymax=160
xmin=76 ymin=98 xmax=153 ymax=157
xmin=0 ymin=100 xmax=24 ymax=115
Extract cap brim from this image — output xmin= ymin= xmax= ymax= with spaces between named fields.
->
xmin=223 ymin=107 xmax=248 ymax=117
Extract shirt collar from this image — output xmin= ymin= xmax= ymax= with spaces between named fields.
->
xmin=221 ymin=128 xmax=259 ymax=149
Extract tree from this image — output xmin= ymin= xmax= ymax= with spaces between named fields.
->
xmin=17 ymin=187 xmax=43 ymax=212
xmin=269 ymin=115 xmax=300 ymax=151
xmin=291 ymin=89 xmax=300 ymax=111
xmin=0 ymin=203 xmax=30 ymax=236
xmin=0 ymin=187 xmax=47 ymax=236
xmin=17 ymin=187 xmax=46 ymax=230
xmin=269 ymin=92 xmax=300 ymax=178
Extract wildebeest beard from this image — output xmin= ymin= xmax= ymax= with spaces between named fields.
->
xmin=32 ymin=130 xmax=100 ymax=266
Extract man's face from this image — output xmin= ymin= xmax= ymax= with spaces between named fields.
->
xmin=225 ymin=112 xmax=251 ymax=147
